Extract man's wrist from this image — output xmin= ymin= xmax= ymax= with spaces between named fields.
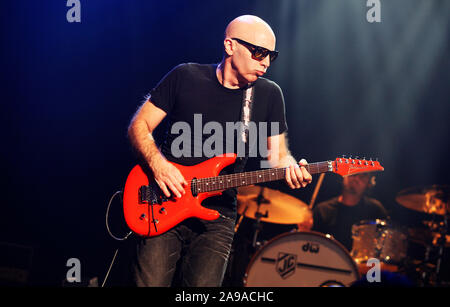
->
xmin=278 ymin=155 xmax=297 ymax=168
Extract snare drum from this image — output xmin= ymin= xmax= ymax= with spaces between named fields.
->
xmin=350 ymin=219 xmax=408 ymax=271
xmin=243 ymin=231 xmax=360 ymax=287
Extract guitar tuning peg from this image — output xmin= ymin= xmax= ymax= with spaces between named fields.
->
xmin=363 ymin=157 xmax=366 ymax=160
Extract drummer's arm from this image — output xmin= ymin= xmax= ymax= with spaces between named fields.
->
xmin=267 ymin=133 xmax=312 ymax=189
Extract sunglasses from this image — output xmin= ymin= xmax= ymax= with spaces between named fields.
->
xmin=231 ymin=38 xmax=279 ymax=62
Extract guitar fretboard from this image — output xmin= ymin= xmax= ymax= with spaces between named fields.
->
xmin=192 ymin=161 xmax=333 ymax=194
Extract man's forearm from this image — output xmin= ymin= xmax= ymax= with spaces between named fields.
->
xmin=128 ymin=119 xmax=164 ymax=167
xmin=277 ymin=153 xmax=297 ymax=168
xmin=267 ymin=133 xmax=297 ymax=168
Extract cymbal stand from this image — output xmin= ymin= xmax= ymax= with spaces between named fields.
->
xmin=252 ymin=187 xmax=268 ymax=249
xmin=417 ymin=245 xmax=434 ymax=286
xmin=234 ymin=206 xmax=248 ymax=233
xmin=435 ymin=211 xmax=448 ymax=285
xmin=416 ymin=211 xmax=449 ymax=286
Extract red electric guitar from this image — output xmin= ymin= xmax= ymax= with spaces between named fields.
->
xmin=123 ymin=154 xmax=384 ymax=237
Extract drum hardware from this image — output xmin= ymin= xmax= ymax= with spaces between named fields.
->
xmin=234 ymin=206 xmax=247 ymax=233
xmin=251 ymin=187 xmax=269 ymax=248
xmin=396 ymin=185 xmax=449 ymax=286
xmin=404 ymin=241 xmax=447 ymax=286
xmin=309 ymin=173 xmax=326 ymax=210
xmin=434 ymin=211 xmax=448 ymax=284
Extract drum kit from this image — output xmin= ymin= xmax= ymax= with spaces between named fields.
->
xmin=224 ymin=184 xmax=449 ymax=287
xmin=397 ymin=185 xmax=450 ymax=286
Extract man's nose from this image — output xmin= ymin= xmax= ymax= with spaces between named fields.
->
xmin=261 ymin=54 xmax=271 ymax=68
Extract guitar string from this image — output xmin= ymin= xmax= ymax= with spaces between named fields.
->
xmin=184 ymin=162 xmax=327 ymax=187
xmin=192 ymin=160 xmax=377 ymax=192
xmin=186 ymin=162 xmax=331 ymax=193
xmin=154 ymin=159 xmax=376 ymax=193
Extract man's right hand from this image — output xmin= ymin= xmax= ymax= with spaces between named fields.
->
xmin=149 ymin=155 xmax=188 ymax=198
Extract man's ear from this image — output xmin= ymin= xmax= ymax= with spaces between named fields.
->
xmin=369 ymin=176 xmax=376 ymax=187
xmin=224 ymin=38 xmax=234 ymax=56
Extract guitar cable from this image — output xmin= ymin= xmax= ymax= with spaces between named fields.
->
xmin=103 ymin=190 xmax=133 ymax=287
xmin=105 ymin=190 xmax=133 ymax=241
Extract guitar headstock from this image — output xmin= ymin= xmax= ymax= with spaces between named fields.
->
xmin=332 ymin=156 xmax=384 ymax=177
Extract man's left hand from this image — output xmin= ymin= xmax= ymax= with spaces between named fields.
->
xmin=285 ymin=158 xmax=312 ymax=189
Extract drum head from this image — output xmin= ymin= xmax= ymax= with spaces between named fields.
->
xmin=351 ymin=219 xmax=408 ymax=265
xmin=244 ymin=231 xmax=360 ymax=287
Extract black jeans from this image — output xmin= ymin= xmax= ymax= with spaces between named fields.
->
xmin=132 ymin=214 xmax=236 ymax=287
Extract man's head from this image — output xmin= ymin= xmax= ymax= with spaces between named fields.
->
xmin=342 ymin=173 xmax=376 ymax=197
xmin=222 ymin=15 xmax=277 ymax=83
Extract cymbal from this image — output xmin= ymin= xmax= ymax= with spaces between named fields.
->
xmin=396 ymin=185 xmax=450 ymax=215
xmin=236 ymin=185 xmax=312 ymax=225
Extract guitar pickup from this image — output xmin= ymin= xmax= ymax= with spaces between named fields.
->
xmin=139 ymin=185 xmax=170 ymax=205
xmin=138 ymin=185 xmax=150 ymax=204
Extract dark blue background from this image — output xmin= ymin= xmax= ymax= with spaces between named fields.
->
xmin=1 ymin=0 xmax=449 ymax=285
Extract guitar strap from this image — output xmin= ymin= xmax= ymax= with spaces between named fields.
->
xmin=234 ymin=83 xmax=255 ymax=173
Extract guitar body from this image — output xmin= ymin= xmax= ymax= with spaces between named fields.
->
xmin=123 ymin=154 xmax=237 ymax=237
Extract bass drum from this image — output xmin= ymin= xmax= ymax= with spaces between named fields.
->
xmin=243 ymin=231 xmax=360 ymax=287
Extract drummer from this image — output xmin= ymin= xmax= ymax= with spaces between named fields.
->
xmin=311 ymin=173 xmax=388 ymax=251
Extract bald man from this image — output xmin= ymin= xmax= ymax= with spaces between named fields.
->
xmin=128 ymin=15 xmax=312 ymax=287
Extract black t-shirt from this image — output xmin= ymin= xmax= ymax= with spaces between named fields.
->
xmin=311 ymin=196 xmax=388 ymax=251
xmin=148 ymin=63 xmax=288 ymax=216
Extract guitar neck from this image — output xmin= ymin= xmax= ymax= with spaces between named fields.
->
xmin=195 ymin=161 xmax=333 ymax=193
